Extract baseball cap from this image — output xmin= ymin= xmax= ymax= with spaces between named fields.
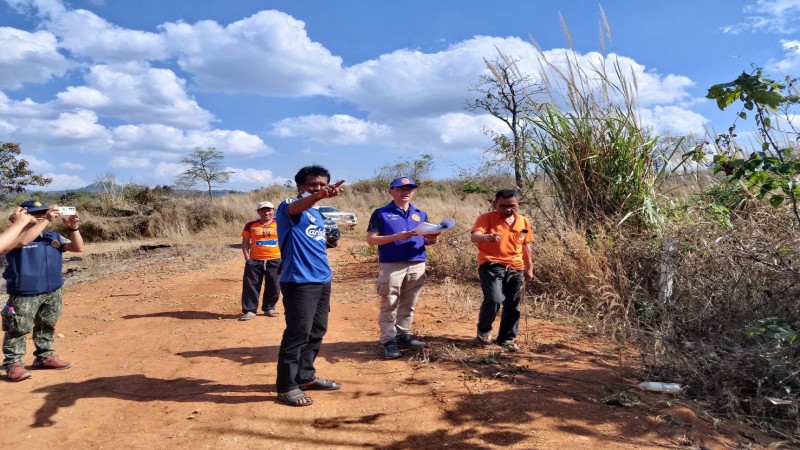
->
xmin=20 ymin=200 xmax=49 ymax=213
xmin=389 ymin=177 xmax=418 ymax=189
xmin=256 ymin=201 xmax=274 ymax=210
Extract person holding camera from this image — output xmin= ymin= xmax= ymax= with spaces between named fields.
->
xmin=2 ymin=200 xmax=84 ymax=382
xmin=0 ymin=207 xmax=38 ymax=255
xmin=239 ymin=201 xmax=282 ymax=320
xmin=471 ymin=190 xmax=533 ymax=353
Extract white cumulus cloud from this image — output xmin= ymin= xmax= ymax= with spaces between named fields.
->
xmin=0 ymin=27 xmax=69 ymax=89
xmin=162 ymin=10 xmax=343 ymax=95
xmin=153 ymin=161 xmax=187 ymax=179
xmin=16 ymin=109 xmax=111 ymax=148
xmin=335 ymin=36 xmax=536 ymax=118
xmin=334 ymin=36 xmax=697 ymax=125
xmin=61 ymin=162 xmax=85 ymax=170
xmin=722 ymin=0 xmax=800 ymax=34
xmin=109 ymin=156 xmax=151 ymax=169
xmin=775 ymin=39 xmax=800 ymax=73
xmin=56 ymin=64 xmax=214 ymax=128
xmin=271 ymin=114 xmax=392 ymax=145
xmin=40 ymin=172 xmax=87 ymax=190
xmin=21 ymin=153 xmax=53 ymax=171
xmin=228 ymin=167 xmax=288 ymax=186
xmin=41 ymin=5 xmax=167 ymax=62
xmin=640 ymin=106 xmax=709 ymax=135
xmin=110 ymin=124 xmax=272 ymax=157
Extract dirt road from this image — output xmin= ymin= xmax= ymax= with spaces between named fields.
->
xmin=0 ymin=236 xmax=754 ymax=449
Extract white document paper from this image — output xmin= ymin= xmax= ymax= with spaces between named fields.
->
xmin=412 ymin=217 xmax=455 ymax=236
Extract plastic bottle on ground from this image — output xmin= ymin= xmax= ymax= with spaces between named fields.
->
xmin=636 ymin=381 xmax=682 ymax=394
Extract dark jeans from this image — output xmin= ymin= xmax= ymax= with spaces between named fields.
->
xmin=476 ymin=263 xmax=523 ymax=344
xmin=241 ymin=258 xmax=281 ymax=313
xmin=276 ymin=282 xmax=331 ymax=393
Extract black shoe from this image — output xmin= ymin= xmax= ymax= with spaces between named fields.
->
xmin=383 ymin=340 xmax=401 ymax=359
xmin=397 ymin=334 xmax=425 ymax=348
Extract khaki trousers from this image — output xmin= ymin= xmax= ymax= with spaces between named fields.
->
xmin=376 ymin=261 xmax=426 ymax=343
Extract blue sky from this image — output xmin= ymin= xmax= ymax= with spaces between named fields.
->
xmin=1 ymin=0 xmax=799 ymax=191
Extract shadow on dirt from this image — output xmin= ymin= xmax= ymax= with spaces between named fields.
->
xmin=368 ymin=373 xmax=679 ymax=449
xmin=121 ymin=311 xmax=241 ymax=320
xmin=366 ymin=341 xmax=731 ymax=450
xmin=176 ymin=340 xmax=393 ymax=366
xmin=31 ymin=375 xmax=275 ymax=428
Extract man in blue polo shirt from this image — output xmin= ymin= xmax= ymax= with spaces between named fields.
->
xmin=274 ymin=165 xmax=345 ymax=407
xmin=366 ymin=177 xmax=439 ymax=359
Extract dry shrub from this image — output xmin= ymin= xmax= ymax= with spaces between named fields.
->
xmin=44 ymin=187 xmax=300 ymax=242
xmin=641 ymin=206 xmax=800 ymax=440
xmin=528 ymin=221 xmax=652 ymax=339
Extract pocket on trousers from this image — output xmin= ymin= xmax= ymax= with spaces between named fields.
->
xmin=1 ymin=314 xmax=23 ymax=333
xmin=376 ymin=273 xmax=392 ymax=296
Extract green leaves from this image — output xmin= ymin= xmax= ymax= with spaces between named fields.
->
xmin=0 ymin=142 xmax=52 ymax=194
xmin=707 ymin=71 xmax=789 ymax=111
xmin=747 ymin=317 xmax=798 ymax=348
xmin=708 ymin=68 xmax=800 ymax=225
xmin=707 ymin=82 xmax=742 ymax=110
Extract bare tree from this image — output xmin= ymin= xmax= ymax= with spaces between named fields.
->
xmin=465 ymin=56 xmax=542 ymax=190
xmin=93 ymin=171 xmax=124 ymax=205
xmin=175 ymin=147 xmax=232 ymax=200
xmin=0 ymin=142 xmax=52 ymax=193
xmin=376 ymin=154 xmax=435 ymax=184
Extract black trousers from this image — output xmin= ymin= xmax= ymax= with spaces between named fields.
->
xmin=276 ymin=282 xmax=331 ymax=392
xmin=476 ymin=262 xmax=523 ymax=344
xmin=241 ymin=258 xmax=281 ymax=313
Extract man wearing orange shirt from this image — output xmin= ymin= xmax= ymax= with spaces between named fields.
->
xmin=240 ymin=201 xmax=282 ymax=320
xmin=470 ymin=189 xmax=534 ymax=352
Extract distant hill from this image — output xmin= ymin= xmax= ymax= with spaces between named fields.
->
xmin=25 ymin=183 xmax=241 ymax=197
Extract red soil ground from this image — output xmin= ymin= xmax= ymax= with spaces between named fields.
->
xmin=0 ymin=235 xmax=768 ymax=449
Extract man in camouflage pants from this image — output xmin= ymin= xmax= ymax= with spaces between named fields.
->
xmin=2 ymin=200 xmax=84 ymax=382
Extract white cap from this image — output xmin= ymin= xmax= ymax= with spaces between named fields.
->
xmin=256 ymin=201 xmax=274 ymax=210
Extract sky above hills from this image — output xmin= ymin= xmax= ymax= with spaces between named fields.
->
xmin=1 ymin=0 xmax=799 ymax=191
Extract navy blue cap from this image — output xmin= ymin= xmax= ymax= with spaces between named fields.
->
xmin=20 ymin=200 xmax=48 ymax=212
xmin=389 ymin=177 xmax=417 ymax=189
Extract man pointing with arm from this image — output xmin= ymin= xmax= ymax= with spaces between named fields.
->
xmin=274 ymin=165 xmax=345 ymax=406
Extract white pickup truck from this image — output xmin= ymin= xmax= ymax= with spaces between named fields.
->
xmin=318 ymin=206 xmax=358 ymax=230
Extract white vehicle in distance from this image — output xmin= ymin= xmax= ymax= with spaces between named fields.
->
xmin=318 ymin=206 xmax=358 ymax=230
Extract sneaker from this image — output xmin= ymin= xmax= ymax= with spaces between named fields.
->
xmin=500 ymin=340 xmax=521 ymax=353
xmin=397 ymin=334 xmax=425 ymax=348
xmin=5 ymin=362 xmax=31 ymax=382
xmin=264 ymin=309 xmax=279 ymax=317
xmin=31 ymin=355 xmax=73 ymax=370
xmin=239 ymin=311 xmax=256 ymax=321
xmin=476 ymin=331 xmax=492 ymax=345
xmin=383 ymin=340 xmax=401 ymax=359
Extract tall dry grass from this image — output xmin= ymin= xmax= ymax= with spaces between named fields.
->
xmin=638 ymin=204 xmax=800 ymax=439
